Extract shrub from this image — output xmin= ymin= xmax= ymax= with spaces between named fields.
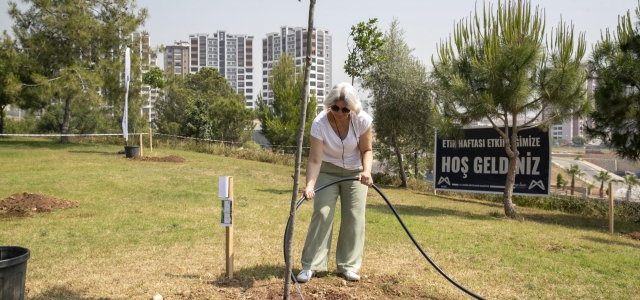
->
xmin=372 ymin=172 xmax=398 ymax=186
xmin=556 ymin=173 xmax=564 ymax=189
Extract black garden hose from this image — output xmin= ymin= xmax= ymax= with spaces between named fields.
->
xmin=283 ymin=178 xmax=485 ymax=300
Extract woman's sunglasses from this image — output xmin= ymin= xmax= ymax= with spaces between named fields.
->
xmin=330 ymin=105 xmax=350 ymax=114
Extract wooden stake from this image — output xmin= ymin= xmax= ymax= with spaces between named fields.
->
xmin=139 ymin=133 xmax=143 ymax=156
xmin=609 ymin=182 xmax=614 ymax=235
xmin=226 ymin=177 xmax=234 ymax=279
xmin=149 ymin=127 xmax=153 ymax=152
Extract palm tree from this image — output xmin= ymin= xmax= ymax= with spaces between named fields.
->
xmin=593 ymin=170 xmax=612 ymax=198
xmin=622 ymin=175 xmax=640 ymax=201
xmin=565 ymin=164 xmax=585 ymax=196
xmin=586 ymin=183 xmax=596 ymax=196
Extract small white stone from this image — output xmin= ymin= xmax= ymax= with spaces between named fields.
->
xmin=152 ymin=294 xmax=163 ymax=300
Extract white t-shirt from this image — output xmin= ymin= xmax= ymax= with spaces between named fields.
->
xmin=310 ymin=110 xmax=373 ymax=170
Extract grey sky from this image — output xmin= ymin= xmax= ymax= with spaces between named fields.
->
xmin=0 ymin=0 xmax=636 ymax=97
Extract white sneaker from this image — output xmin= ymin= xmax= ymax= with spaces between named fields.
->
xmin=296 ymin=270 xmax=314 ymax=283
xmin=342 ymin=271 xmax=360 ymax=281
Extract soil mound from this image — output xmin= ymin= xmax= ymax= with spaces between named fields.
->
xmin=0 ymin=192 xmax=78 ymax=218
xmin=622 ymin=232 xmax=640 ymax=241
xmin=130 ymin=155 xmax=186 ymax=162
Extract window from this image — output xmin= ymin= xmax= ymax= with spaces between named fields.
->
xmin=246 ymin=88 xmax=253 ymax=93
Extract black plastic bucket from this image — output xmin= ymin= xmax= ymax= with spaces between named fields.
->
xmin=0 ymin=246 xmax=30 ymax=300
xmin=124 ymin=145 xmax=140 ymax=158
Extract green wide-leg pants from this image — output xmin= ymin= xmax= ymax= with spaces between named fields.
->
xmin=300 ymin=162 xmax=368 ymax=273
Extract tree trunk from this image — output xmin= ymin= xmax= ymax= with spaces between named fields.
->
xmin=392 ymin=132 xmax=407 ymax=187
xmin=284 ymin=1 xmax=315 ymax=299
xmin=414 ymin=150 xmax=418 ymax=180
xmin=61 ymin=98 xmax=72 ymax=143
xmin=599 ymin=182 xmax=604 ymax=198
xmin=502 ymin=155 xmax=518 ymax=218
xmin=570 ymin=177 xmax=575 ymax=195
xmin=0 ymin=106 xmax=5 ymax=135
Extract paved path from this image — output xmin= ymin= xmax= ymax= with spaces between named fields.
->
xmin=553 ymin=156 xmax=638 ymax=201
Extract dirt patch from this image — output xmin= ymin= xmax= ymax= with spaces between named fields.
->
xmin=129 ymin=155 xmax=186 ymax=162
xmin=622 ymin=232 xmax=640 ymax=241
xmin=0 ymin=192 xmax=78 ymax=218
xmin=168 ymin=274 xmax=434 ymax=300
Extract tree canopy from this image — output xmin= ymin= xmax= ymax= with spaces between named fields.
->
xmin=587 ymin=3 xmax=640 ymax=161
xmin=0 ymin=32 xmax=21 ymax=134
xmin=256 ymin=53 xmax=317 ymax=150
xmin=431 ymin=0 xmax=590 ymax=218
xmin=8 ymin=0 xmax=148 ymax=142
xmin=155 ymin=67 xmax=254 ymax=144
xmin=344 ymin=18 xmax=386 ymax=86
xmin=362 ymin=19 xmax=436 ymax=187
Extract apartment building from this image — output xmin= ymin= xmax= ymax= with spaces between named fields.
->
xmin=129 ymin=32 xmax=159 ymax=124
xmin=165 ymin=41 xmax=190 ymax=78
xmin=547 ymin=75 xmax=595 ymax=146
xmin=262 ymin=26 xmax=332 ymax=110
xmin=164 ymin=33 xmax=255 ymax=108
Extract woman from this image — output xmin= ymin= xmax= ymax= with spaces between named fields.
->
xmin=297 ymin=82 xmax=373 ymax=283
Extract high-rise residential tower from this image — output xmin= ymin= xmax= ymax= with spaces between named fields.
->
xmin=262 ymin=26 xmax=332 ymax=110
xmin=130 ymin=32 xmax=158 ymax=124
xmin=164 ymin=31 xmax=255 ymax=109
xmin=165 ymin=41 xmax=190 ymax=78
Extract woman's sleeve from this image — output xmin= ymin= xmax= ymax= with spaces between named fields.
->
xmin=358 ymin=112 xmax=373 ymax=136
xmin=310 ymin=119 xmax=323 ymax=141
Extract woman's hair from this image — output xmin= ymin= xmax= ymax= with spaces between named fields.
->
xmin=324 ymin=82 xmax=362 ymax=114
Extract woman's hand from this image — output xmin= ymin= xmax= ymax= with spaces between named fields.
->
xmin=302 ymin=185 xmax=315 ymax=200
xmin=357 ymin=171 xmax=373 ymax=187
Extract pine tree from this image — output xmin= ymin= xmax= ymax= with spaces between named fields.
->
xmin=587 ymin=3 xmax=640 ymax=161
xmin=432 ymin=0 xmax=589 ymax=217
xmin=8 ymin=0 xmax=147 ymax=142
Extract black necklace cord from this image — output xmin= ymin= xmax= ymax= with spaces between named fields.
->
xmin=283 ymin=177 xmax=485 ymax=300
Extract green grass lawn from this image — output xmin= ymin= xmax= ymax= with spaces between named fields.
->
xmin=1 ymin=138 xmax=639 ymax=299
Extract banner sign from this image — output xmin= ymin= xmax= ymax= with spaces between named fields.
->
xmin=122 ymin=47 xmax=131 ymax=141
xmin=434 ymin=127 xmax=550 ymax=196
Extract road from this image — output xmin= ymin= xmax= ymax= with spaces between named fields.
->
xmin=552 ymin=156 xmax=639 ymax=201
